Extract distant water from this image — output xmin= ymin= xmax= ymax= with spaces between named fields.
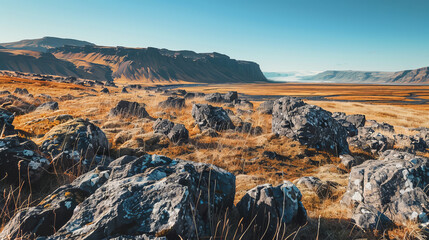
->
xmin=263 ymin=71 xmax=324 ymax=82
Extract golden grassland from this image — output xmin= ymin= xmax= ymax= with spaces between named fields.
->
xmin=1 ymin=77 xmax=429 ymax=239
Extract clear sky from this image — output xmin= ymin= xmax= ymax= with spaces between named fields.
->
xmin=1 ymin=0 xmax=428 ymax=72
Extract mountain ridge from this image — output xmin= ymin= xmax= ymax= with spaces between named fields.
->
xmin=0 ymin=37 xmax=95 ymax=52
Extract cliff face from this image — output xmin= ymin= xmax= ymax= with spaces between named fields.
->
xmin=0 ymin=49 xmax=113 ymax=82
xmin=307 ymin=68 xmax=429 ymax=84
xmin=51 ymin=46 xmax=267 ymax=83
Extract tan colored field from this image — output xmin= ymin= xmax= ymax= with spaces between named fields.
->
xmin=1 ymin=77 xmax=428 ymax=239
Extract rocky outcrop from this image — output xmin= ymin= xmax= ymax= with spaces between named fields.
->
xmin=153 ymin=118 xmax=189 ymax=144
xmin=348 ymin=127 xmax=394 ymax=155
xmin=40 ymin=118 xmax=109 ymax=169
xmin=0 ymin=136 xmax=49 ymax=183
xmin=36 ymin=101 xmax=59 ymax=111
xmin=342 ymin=150 xmax=429 ymax=228
xmin=192 ymin=104 xmax=234 ymax=131
xmin=272 ymin=97 xmax=350 ymax=155
xmin=0 ymin=155 xmax=236 ymax=240
xmin=0 ymin=36 xmax=95 ymax=52
xmin=109 ymin=100 xmax=150 ymax=119
xmin=236 ymin=182 xmax=307 ymax=239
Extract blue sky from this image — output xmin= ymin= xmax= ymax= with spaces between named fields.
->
xmin=1 ymin=0 xmax=428 ymax=72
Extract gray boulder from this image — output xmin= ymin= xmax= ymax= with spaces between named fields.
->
xmin=204 ymin=92 xmax=224 ymax=103
xmin=257 ymin=100 xmax=274 ymax=114
xmin=40 ymin=118 xmax=109 ymax=169
xmin=367 ymin=120 xmax=395 ymax=132
xmin=236 ymin=182 xmax=307 ymax=239
xmin=100 ymin=87 xmax=110 ymax=93
xmin=110 ymin=100 xmax=150 ymax=119
xmin=36 ymin=101 xmax=59 ymax=111
xmin=223 ymin=91 xmax=238 ymax=102
xmin=1 ymin=155 xmax=236 ymax=240
xmin=0 ymin=136 xmax=49 ymax=183
xmin=153 ymin=118 xmax=189 ymax=144
xmin=348 ymin=127 xmax=394 ymax=155
xmin=158 ymin=97 xmax=185 ymax=109
xmin=14 ymin=88 xmax=29 ymax=95
xmin=342 ymin=150 xmax=429 ymax=227
xmin=346 ymin=114 xmax=366 ymax=128
xmin=192 ymin=104 xmax=234 ymax=131
xmin=352 ymin=203 xmax=393 ymax=231
xmin=332 ymin=112 xmax=358 ymax=137
xmin=272 ymin=97 xmax=350 ymax=155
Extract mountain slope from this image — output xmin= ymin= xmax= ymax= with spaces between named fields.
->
xmin=306 ymin=67 xmax=429 ymax=84
xmin=0 ymin=37 xmax=95 ymax=52
xmin=0 ymin=49 xmax=112 ymax=81
xmin=51 ymin=45 xmax=267 ymax=83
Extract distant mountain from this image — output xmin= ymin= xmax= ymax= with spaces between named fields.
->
xmin=51 ymin=45 xmax=267 ymax=83
xmin=0 ymin=49 xmax=112 ymax=81
xmin=305 ymin=67 xmax=429 ymax=84
xmin=0 ymin=37 xmax=95 ymax=52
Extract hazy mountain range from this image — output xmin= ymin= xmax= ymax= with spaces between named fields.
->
xmin=0 ymin=37 xmax=428 ymax=84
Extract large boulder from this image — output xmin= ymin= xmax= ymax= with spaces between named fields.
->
xmin=40 ymin=118 xmax=109 ymax=169
xmin=342 ymin=150 xmax=429 ymax=228
xmin=110 ymin=100 xmax=150 ymax=119
xmin=332 ymin=112 xmax=358 ymax=137
xmin=0 ymin=155 xmax=236 ymax=240
xmin=153 ymin=118 xmax=189 ymax=144
xmin=205 ymin=91 xmax=238 ymax=103
xmin=272 ymin=97 xmax=350 ymax=155
xmin=158 ymin=97 xmax=185 ymax=109
xmin=0 ymin=108 xmax=16 ymax=136
xmin=192 ymin=104 xmax=234 ymax=131
xmin=0 ymin=136 xmax=49 ymax=183
xmin=236 ymin=182 xmax=307 ymax=239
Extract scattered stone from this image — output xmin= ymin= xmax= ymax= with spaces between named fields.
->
xmin=121 ymin=87 xmax=128 ymax=93
xmin=192 ymin=104 xmax=234 ymax=131
xmin=236 ymin=182 xmax=307 ymax=239
xmin=262 ymin=151 xmax=288 ymax=161
xmin=272 ymin=97 xmax=350 ymax=155
xmin=296 ymin=176 xmax=339 ymax=199
xmin=367 ymin=120 xmax=395 ymax=132
xmin=100 ymin=87 xmax=109 ymax=94
xmin=158 ymin=97 xmax=185 ymax=109
xmin=36 ymin=101 xmax=59 ymax=111
xmin=153 ymin=118 xmax=189 ymax=144
xmin=14 ymin=88 xmax=29 ymax=95
xmin=109 ymin=100 xmax=150 ymax=119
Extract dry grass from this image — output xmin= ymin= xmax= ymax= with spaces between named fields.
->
xmin=1 ymin=77 xmax=429 ymax=239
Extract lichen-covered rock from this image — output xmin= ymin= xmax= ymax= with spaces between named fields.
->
xmin=394 ymin=134 xmax=427 ymax=153
xmin=36 ymin=101 xmax=59 ymax=111
xmin=153 ymin=118 xmax=189 ymax=144
xmin=332 ymin=112 xmax=358 ymax=137
xmin=257 ymin=100 xmax=274 ymax=114
xmin=367 ymin=120 xmax=395 ymax=132
xmin=1 ymin=155 xmax=236 ymax=240
xmin=110 ymin=100 xmax=150 ymax=119
xmin=272 ymin=97 xmax=350 ymax=155
xmin=158 ymin=97 xmax=185 ymax=109
xmin=352 ymin=203 xmax=393 ymax=231
xmin=342 ymin=150 xmax=429 ymax=227
xmin=192 ymin=104 xmax=234 ymax=131
xmin=348 ymin=127 xmax=394 ymax=155
xmin=236 ymin=182 xmax=307 ymax=239
xmin=340 ymin=154 xmax=359 ymax=170
xmin=40 ymin=118 xmax=109 ymax=169
xmin=346 ymin=114 xmax=366 ymax=128
xmin=0 ymin=136 xmax=49 ymax=183
xmin=0 ymin=108 xmax=16 ymax=136
xmin=205 ymin=91 xmax=238 ymax=103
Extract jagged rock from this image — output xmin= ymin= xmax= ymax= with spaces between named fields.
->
xmin=110 ymin=100 xmax=150 ymax=119
xmin=234 ymin=121 xmax=262 ymax=135
xmin=1 ymin=155 xmax=236 ymax=240
xmin=36 ymin=101 xmax=59 ymax=111
xmin=352 ymin=203 xmax=394 ymax=230
xmin=184 ymin=92 xmax=205 ymax=99
xmin=339 ymin=154 xmax=359 ymax=170
xmin=332 ymin=112 xmax=358 ymax=137
xmin=121 ymin=87 xmax=128 ymax=93
xmin=257 ymin=100 xmax=274 ymax=114
xmin=224 ymin=91 xmax=238 ymax=102
xmin=367 ymin=120 xmax=395 ymax=132
xmin=14 ymin=88 xmax=29 ymax=95
xmin=348 ymin=127 xmax=394 ymax=155
xmin=100 ymin=87 xmax=109 ymax=93
xmin=205 ymin=91 xmax=238 ymax=103
xmin=158 ymin=97 xmax=185 ymax=109
xmin=236 ymin=182 xmax=307 ymax=239
xmin=0 ymin=90 xmax=11 ymax=95
xmin=40 ymin=118 xmax=109 ymax=169
xmin=192 ymin=104 xmax=234 ymax=131
xmin=346 ymin=114 xmax=366 ymax=128
xmin=204 ymin=92 xmax=224 ymax=103
xmin=342 ymin=150 xmax=429 ymax=226
xmin=0 ymin=136 xmax=49 ymax=183
xmin=272 ymin=97 xmax=350 ymax=155
xmin=0 ymin=108 xmax=15 ymax=136
xmin=394 ymin=134 xmax=427 ymax=153
xmin=153 ymin=118 xmax=189 ymax=144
